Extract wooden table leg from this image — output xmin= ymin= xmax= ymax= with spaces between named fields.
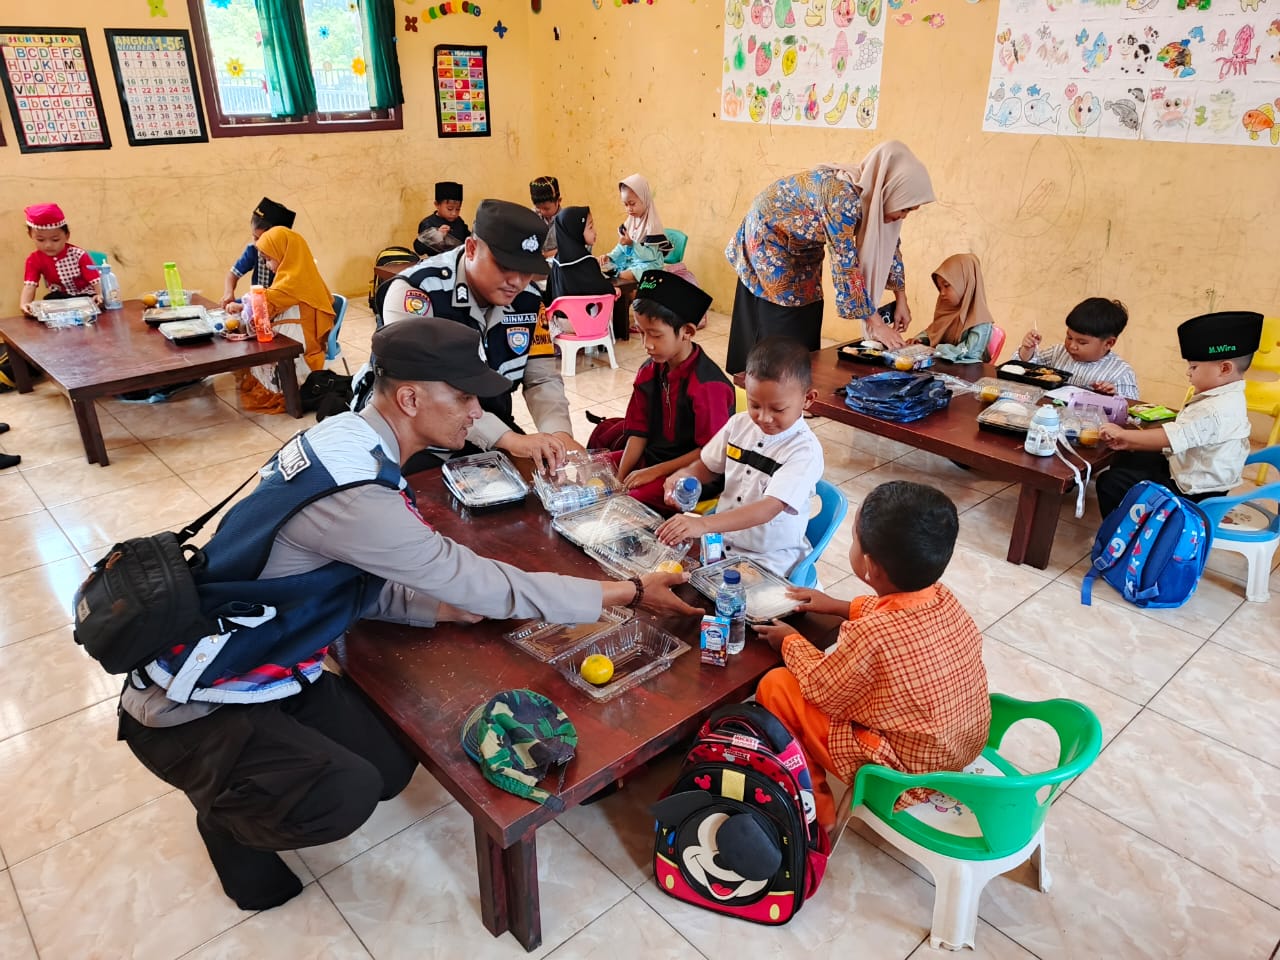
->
xmin=7 ymin=347 xmax=33 ymax=394
xmin=71 ymin=398 xmax=109 ymax=466
xmin=1009 ymin=484 xmax=1063 ymax=569
xmin=277 ymin=359 xmax=303 ymax=418
xmin=473 ymin=823 xmax=542 ymax=952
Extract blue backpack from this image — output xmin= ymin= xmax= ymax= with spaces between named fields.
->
xmin=1082 ymin=481 xmax=1212 ymax=609
xmin=843 ymin=372 xmax=950 ymax=424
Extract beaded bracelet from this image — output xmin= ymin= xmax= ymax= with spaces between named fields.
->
xmin=628 ymin=575 xmax=644 ymax=608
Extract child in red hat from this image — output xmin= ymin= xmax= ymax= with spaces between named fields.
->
xmin=19 ymin=203 xmax=101 ymax=317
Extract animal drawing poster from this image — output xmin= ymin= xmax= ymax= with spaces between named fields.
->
xmin=721 ymin=0 xmax=889 ymax=129
xmin=982 ymin=0 xmax=1280 ymax=147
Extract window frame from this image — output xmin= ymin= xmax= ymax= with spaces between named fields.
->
xmin=186 ymin=0 xmax=401 ymax=138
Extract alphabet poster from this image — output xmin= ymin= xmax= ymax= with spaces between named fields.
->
xmin=433 ymin=44 xmax=489 ymax=138
xmin=0 ymin=27 xmax=110 ymax=153
xmin=721 ymin=0 xmax=889 ymax=129
xmin=983 ymin=0 xmax=1280 ymax=148
xmin=104 ymin=29 xmax=207 ymax=147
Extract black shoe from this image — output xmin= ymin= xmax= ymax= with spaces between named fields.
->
xmin=0 ymin=453 xmax=19 ymax=470
xmin=0 ymin=423 xmax=9 ymax=434
xmin=197 ymin=816 xmax=302 ymax=911
xmin=585 ymin=410 xmax=606 ymax=425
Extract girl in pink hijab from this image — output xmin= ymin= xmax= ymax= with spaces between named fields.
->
xmin=599 ymin=173 xmax=671 ymax=283
xmin=725 ymin=141 xmax=935 ymax=374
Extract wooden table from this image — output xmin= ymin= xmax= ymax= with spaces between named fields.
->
xmin=809 ymin=347 xmax=1115 ymax=568
xmin=333 ymin=477 xmax=840 ymax=951
xmin=0 ymin=297 xmax=303 ymax=466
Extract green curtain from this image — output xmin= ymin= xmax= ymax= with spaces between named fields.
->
xmin=256 ymin=0 xmax=317 ymax=118
xmin=358 ymin=0 xmax=403 ymax=109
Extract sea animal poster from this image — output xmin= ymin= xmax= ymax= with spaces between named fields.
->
xmin=721 ymin=0 xmax=889 ymax=129
xmin=982 ymin=0 xmax=1280 ymax=148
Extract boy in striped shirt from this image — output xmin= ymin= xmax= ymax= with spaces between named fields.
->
xmin=1017 ymin=297 xmax=1139 ymax=400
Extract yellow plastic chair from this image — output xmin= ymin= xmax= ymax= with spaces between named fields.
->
xmin=1247 ymin=316 xmax=1280 ymax=482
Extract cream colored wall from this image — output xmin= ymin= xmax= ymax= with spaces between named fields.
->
xmin=0 ymin=1 xmax=540 ymax=314
xmin=532 ymin=0 xmax=1280 ymax=414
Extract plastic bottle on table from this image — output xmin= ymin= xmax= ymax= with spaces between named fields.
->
xmin=248 ymin=285 xmax=273 ymax=342
xmin=98 ymin=262 xmax=122 ymax=310
xmin=672 ymin=476 xmax=702 ymax=513
xmin=715 ymin=569 xmax=747 ymax=655
xmin=1024 ymin=405 xmax=1061 ymax=457
xmin=162 ymin=262 xmax=186 ymax=308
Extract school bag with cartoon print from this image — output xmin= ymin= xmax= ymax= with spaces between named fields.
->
xmin=1082 ymin=480 xmax=1211 ymax=609
xmin=650 ymin=702 xmax=830 ymax=925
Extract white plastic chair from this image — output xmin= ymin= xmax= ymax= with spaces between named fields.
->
xmin=547 ymin=293 xmax=618 ymax=377
xmin=1197 ymin=446 xmax=1280 ymax=602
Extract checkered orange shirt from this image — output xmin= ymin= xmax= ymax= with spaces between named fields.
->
xmin=781 ymin=584 xmax=990 ymax=809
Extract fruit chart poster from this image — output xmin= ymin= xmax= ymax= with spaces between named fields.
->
xmin=721 ymin=0 xmax=889 ymax=129
xmin=104 ymin=30 xmax=208 ymax=147
xmin=983 ymin=0 xmax=1280 ymax=147
xmin=0 ymin=27 xmax=110 ymax=153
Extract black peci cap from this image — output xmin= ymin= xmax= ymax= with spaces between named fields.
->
xmin=635 ymin=271 xmax=712 ymax=328
xmin=435 ymin=181 xmax=464 ymax=202
xmin=253 ymin=197 xmax=296 ymax=229
xmin=371 ymin=317 xmax=511 ymax=396
xmin=1177 ymin=311 xmax=1263 ymax=361
xmin=473 ymin=199 xmax=553 ymax=275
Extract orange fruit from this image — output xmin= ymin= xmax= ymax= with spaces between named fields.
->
xmin=141 ymin=294 xmax=158 ymax=307
xmin=656 ymin=560 xmax=684 ymax=574
xmin=893 ymin=356 xmax=915 ymax=371
xmin=580 ymin=654 xmax=614 ymax=685
xmin=224 ymin=317 xmax=240 ymax=332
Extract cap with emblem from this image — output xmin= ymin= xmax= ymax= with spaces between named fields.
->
xmin=1177 ymin=311 xmax=1263 ymax=362
xmin=371 ymin=317 xmax=511 ymax=396
xmin=253 ymin=196 xmax=296 ymax=230
xmin=461 ymin=689 xmax=577 ymax=811
xmin=529 ymin=176 xmax=560 ymax=205
xmin=435 ymin=181 xmax=464 ymax=203
xmin=635 ymin=270 xmax=713 ymax=329
xmin=472 ymin=199 xmax=553 ymax=276
xmin=24 ymin=203 xmax=67 ymax=230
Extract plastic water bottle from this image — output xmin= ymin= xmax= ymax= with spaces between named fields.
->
xmin=163 ymin=262 xmax=186 ymax=307
xmin=98 ymin=262 xmax=122 ymax=310
xmin=673 ymin=476 xmax=702 ymax=513
xmin=715 ymin=569 xmax=747 ymax=655
xmin=249 ymin=285 xmax=273 ymax=342
xmin=1024 ymin=405 xmax=1061 ymax=457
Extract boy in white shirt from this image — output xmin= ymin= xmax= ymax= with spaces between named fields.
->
xmin=657 ymin=336 xmax=825 ymax=578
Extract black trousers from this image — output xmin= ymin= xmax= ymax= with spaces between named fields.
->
xmin=1095 ymin=451 xmax=1227 ymax=518
xmin=725 ymin=281 xmax=825 ymax=375
xmin=119 ymin=672 xmax=417 ymax=910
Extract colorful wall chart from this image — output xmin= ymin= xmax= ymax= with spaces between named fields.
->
xmin=982 ymin=0 xmax=1280 ymax=147
xmin=104 ymin=30 xmax=207 ymax=146
xmin=0 ymin=27 xmax=110 ymax=153
xmin=433 ymin=44 xmax=490 ymax=137
xmin=721 ymin=0 xmax=889 ymax=129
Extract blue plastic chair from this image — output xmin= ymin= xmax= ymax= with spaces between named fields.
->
xmin=1197 ymin=446 xmax=1280 ymax=602
xmin=788 ymin=479 xmax=849 ymax=588
xmin=326 ymin=293 xmax=349 ymax=374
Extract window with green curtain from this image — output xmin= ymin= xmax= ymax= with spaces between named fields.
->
xmin=358 ymin=0 xmax=403 ymax=109
xmin=256 ymin=0 xmax=318 ymax=117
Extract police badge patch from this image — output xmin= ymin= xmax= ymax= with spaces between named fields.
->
xmin=507 ymin=329 xmax=531 ymax=355
xmin=402 ymin=289 xmax=432 ymax=316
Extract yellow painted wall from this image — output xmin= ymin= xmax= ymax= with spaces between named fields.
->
xmin=532 ymin=0 xmax=1280 ymax=415
xmin=0 ymin=1 xmax=540 ymax=315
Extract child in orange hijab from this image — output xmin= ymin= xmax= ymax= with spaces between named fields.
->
xmin=913 ymin=253 xmax=996 ymax=363
xmin=228 ymin=226 xmax=335 ymax=414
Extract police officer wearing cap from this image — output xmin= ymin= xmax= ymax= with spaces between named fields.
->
xmin=118 ymin=316 xmax=700 ymax=915
xmin=358 ymin=198 xmax=583 ymax=473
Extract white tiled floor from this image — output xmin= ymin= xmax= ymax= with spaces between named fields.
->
xmin=0 ymin=303 xmax=1277 ymax=958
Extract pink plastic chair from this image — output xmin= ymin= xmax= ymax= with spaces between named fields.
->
xmin=986 ymin=324 xmax=1007 ymax=363
xmin=547 ymin=293 xmax=619 ymax=377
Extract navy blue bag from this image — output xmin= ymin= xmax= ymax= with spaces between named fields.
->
xmin=843 ymin=371 xmax=951 ymax=423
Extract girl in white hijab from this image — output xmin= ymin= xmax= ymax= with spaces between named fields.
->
xmin=599 ymin=173 xmax=671 ymax=283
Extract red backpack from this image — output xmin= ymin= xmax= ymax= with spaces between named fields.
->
xmin=651 ymin=702 xmax=830 ymax=925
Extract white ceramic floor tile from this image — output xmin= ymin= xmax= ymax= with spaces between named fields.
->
xmin=0 ymin=510 xmax=77 ymax=578
xmin=906 ymin=922 xmax=1038 ymax=959
xmin=0 ymin=623 xmax=121 ymax=742
xmin=109 ymin=390 xmax=242 ymax=442
xmin=839 ymin=464 xmax=994 ymax=515
xmin=544 ymin=893 xmax=702 ymax=960
xmin=1070 ymin=710 xmax=1280 ymax=906
xmin=49 ymin=474 xmax=211 ymax=555
xmin=894 ymin=448 xmax=1014 ymax=495
xmin=23 ymin=442 xmax=174 ymax=509
xmin=0 ymin=557 xmax=86 ymax=649
xmin=0 ymin=699 xmax=173 ymax=864
xmin=940 ymin=543 xmax=1052 ymax=632
xmin=145 ymin=417 xmax=281 ymax=475
xmin=183 ymin=883 xmax=370 ymax=960
xmin=7 ymin=412 xmax=135 ymax=471
xmin=0 ymin=471 xmax=43 ymax=520
xmin=0 ymin=870 xmax=36 ymax=960
xmin=957 ymin=497 xmax=1095 ymax=578
xmin=1210 ymin=589 xmax=1280 ymax=669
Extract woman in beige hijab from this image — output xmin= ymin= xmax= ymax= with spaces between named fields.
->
xmin=915 ymin=253 xmax=997 ymax=363
xmin=724 ymin=141 xmax=935 ymax=374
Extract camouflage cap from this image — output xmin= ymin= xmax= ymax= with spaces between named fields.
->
xmin=461 ymin=689 xmax=578 ymax=811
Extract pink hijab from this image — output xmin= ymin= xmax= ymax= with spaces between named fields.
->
xmin=619 ymin=173 xmax=667 ymax=244
xmin=821 ymin=141 xmax=935 ymax=307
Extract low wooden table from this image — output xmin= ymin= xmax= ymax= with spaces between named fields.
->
xmin=334 ymin=476 xmax=840 ymax=951
xmin=0 ymin=297 xmax=303 ymax=466
xmin=808 ymin=347 xmax=1115 ymax=568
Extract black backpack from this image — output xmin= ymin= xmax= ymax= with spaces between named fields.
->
xmin=368 ymin=245 xmax=419 ymax=312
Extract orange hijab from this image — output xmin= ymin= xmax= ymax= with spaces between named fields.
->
xmin=921 ymin=254 xmax=994 ymax=346
xmin=256 ymin=227 xmax=335 ymax=323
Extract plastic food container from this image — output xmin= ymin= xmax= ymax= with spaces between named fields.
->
xmin=552 ymin=496 xmax=662 ymax=549
xmin=502 ymin=605 xmax=633 ymax=662
xmin=441 ymin=451 xmax=529 ymax=509
xmin=882 ymin=344 xmax=935 ymax=371
xmin=977 ymin=400 xmax=1095 ymax=444
xmin=995 ymin=361 xmax=1070 ymax=389
xmin=973 ymin=377 xmax=1044 ymax=405
xmin=143 ymin=305 xmax=208 ymax=327
xmin=532 ymin=449 xmax=622 ymax=516
xmin=584 ymin=526 xmax=690 ymax=580
xmin=29 ymin=297 xmax=99 ymax=326
xmin=549 ymin=619 xmax=691 ymax=702
xmin=157 ymin=318 xmax=215 ymax=344
xmin=689 ymin=557 xmax=800 ymax=623
xmin=836 ymin=340 xmax=890 ymax=365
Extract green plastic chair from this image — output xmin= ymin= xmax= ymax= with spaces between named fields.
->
xmin=849 ymin=694 xmax=1102 ymax=951
xmin=663 ymin=228 xmax=688 ymax=264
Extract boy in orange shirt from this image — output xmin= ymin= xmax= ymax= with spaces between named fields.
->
xmin=753 ymin=480 xmax=990 ymax=834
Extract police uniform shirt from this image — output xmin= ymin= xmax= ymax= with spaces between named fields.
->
xmin=379 ymin=249 xmax=573 ymax=449
xmin=700 ymin=411 xmax=825 ymax=578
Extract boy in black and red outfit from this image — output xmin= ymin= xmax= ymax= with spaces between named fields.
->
xmin=588 ymin=272 xmax=736 ymax=513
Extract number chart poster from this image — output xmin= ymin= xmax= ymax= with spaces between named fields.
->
xmin=983 ymin=0 xmax=1280 ymax=148
xmin=721 ymin=0 xmax=889 ymax=129
xmin=104 ymin=29 xmax=207 ymax=147
xmin=0 ymin=27 xmax=110 ymax=153
xmin=433 ymin=45 xmax=490 ymax=138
